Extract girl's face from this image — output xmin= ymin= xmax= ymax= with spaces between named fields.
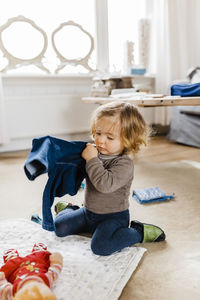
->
xmin=94 ymin=116 xmax=124 ymax=155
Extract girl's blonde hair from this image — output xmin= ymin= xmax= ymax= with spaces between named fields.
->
xmin=91 ymin=101 xmax=149 ymax=156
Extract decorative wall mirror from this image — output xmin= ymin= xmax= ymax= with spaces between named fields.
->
xmin=52 ymin=20 xmax=95 ymax=73
xmin=0 ymin=15 xmax=49 ymax=73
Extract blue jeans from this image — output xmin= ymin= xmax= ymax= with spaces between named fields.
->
xmin=54 ymin=207 xmax=142 ymax=256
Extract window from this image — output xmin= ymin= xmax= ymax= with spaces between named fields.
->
xmin=108 ymin=0 xmax=146 ymax=73
xmin=0 ymin=0 xmax=95 ymax=74
xmin=0 ymin=0 xmax=146 ymax=74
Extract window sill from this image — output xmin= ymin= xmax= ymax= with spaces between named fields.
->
xmin=1 ymin=72 xmax=155 ymax=79
xmin=1 ymin=73 xmax=94 ymax=79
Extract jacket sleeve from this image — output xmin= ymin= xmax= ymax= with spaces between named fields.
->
xmin=86 ymin=156 xmax=134 ymax=193
xmin=24 ymin=136 xmax=87 ymax=181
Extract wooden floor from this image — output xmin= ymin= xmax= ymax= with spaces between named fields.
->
xmin=0 ymin=136 xmax=200 ymax=163
xmin=135 ymin=136 xmax=200 ymax=163
xmin=0 ymin=135 xmax=200 ymax=300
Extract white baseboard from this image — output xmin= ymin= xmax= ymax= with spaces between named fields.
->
xmin=0 ymin=131 xmax=91 ymax=153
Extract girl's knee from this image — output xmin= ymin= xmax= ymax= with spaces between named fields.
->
xmin=54 ymin=219 xmax=69 ymax=237
xmin=91 ymin=239 xmax=111 ymax=256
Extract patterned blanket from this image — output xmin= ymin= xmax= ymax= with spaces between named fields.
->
xmin=0 ymin=219 xmax=146 ymax=300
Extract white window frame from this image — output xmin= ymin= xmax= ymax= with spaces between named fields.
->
xmin=95 ymin=0 xmax=109 ymax=73
xmin=0 ymin=0 xmax=110 ymax=76
xmin=0 ymin=0 xmax=148 ymax=76
xmin=95 ymin=0 xmax=148 ymax=74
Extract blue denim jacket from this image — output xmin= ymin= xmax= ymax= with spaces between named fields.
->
xmin=24 ymin=136 xmax=87 ymax=231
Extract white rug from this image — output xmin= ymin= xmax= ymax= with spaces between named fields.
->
xmin=0 ymin=219 xmax=146 ymax=300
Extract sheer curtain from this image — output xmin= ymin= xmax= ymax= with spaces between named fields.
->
xmin=0 ymin=75 xmax=9 ymax=145
xmin=147 ymin=0 xmax=200 ymax=125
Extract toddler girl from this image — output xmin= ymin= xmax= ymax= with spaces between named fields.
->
xmin=55 ymin=101 xmax=165 ymax=256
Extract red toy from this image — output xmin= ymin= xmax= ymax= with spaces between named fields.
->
xmin=0 ymin=243 xmax=63 ymax=300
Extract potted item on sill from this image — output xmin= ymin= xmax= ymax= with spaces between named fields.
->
xmin=90 ymin=75 xmax=134 ymax=97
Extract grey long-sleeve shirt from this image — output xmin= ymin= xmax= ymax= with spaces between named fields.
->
xmin=84 ymin=153 xmax=134 ymax=214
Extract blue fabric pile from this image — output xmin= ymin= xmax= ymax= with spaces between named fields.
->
xmin=171 ymin=82 xmax=200 ymax=97
xmin=132 ymin=187 xmax=174 ymax=204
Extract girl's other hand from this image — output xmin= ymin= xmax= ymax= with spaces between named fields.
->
xmin=81 ymin=143 xmax=98 ymax=162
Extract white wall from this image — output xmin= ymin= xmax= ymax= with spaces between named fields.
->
xmin=0 ymin=74 xmax=155 ymax=152
xmin=0 ymin=75 xmax=98 ymax=152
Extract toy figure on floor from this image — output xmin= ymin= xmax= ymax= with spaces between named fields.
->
xmin=0 ymin=243 xmax=63 ymax=300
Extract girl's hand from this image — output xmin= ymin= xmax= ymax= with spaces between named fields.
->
xmin=82 ymin=143 xmax=98 ymax=162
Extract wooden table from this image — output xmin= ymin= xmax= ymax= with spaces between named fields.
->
xmin=82 ymin=95 xmax=200 ymax=107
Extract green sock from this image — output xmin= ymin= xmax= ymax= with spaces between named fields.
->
xmin=130 ymin=220 xmax=166 ymax=243
xmin=143 ymin=224 xmax=164 ymax=242
xmin=55 ymin=201 xmax=71 ymax=214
